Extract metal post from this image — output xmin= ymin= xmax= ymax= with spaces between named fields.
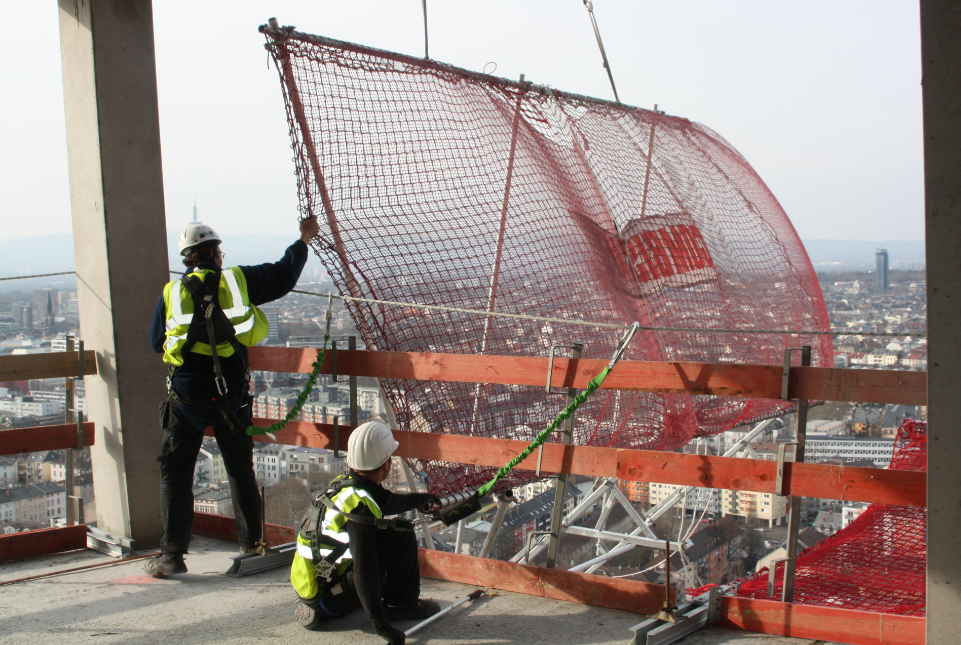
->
xmin=76 ymin=340 xmax=85 ymax=451
xmin=593 ymin=486 xmax=616 ymax=556
xmin=546 ymin=344 xmax=581 ymax=568
xmin=782 ymin=345 xmax=811 ymax=603
xmin=480 ymin=494 xmax=511 ymax=559
xmin=400 ymin=459 xmax=434 ymax=549
xmin=468 ymin=73 xmax=526 ymax=437
xmin=65 ymin=337 xmax=76 ymax=526
xmin=347 ymin=336 xmax=358 ymax=426
xmin=454 ymin=518 xmax=465 ymax=555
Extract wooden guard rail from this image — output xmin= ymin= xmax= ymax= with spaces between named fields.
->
xmin=0 ymin=350 xmax=97 ymax=381
xmin=248 ymin=346 xmax=927 ymax=405
xmin=240 ymin=413 xmax=924 ymax=507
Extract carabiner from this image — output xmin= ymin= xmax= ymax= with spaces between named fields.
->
xmin=607 ymin=321 xmax=640 ymax=370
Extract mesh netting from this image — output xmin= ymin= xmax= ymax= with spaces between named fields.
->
xmin=736 ymin=419 xmax=927 ymax=615
xmin=264 ymin=28 xmax=832 ymax=494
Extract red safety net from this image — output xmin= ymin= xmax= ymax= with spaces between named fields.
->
xmin=736 ymin=419 xmax=927 ymax=615
xmin=263 ymin=27 xmax=832 ymax=494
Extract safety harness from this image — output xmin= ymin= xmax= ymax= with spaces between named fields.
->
xmin=299 ymin=476 xmax=414 ymax=582
xmin=167 ymin=268 xmax=250 ymax=432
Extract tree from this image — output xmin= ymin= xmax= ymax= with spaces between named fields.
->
xmin=263 ymin=477 xmax=312 ymax=527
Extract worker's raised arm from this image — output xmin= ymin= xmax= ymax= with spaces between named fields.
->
xmin=238 ymin=216 xmax=318 ymax=305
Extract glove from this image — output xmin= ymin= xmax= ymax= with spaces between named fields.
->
xmin=379 ymin=625 xmax=405 ymax=645
xmin=414 ymin=493 xmax=442 ymax=512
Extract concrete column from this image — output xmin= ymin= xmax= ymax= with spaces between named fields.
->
xmin=58 ymin=0 xmax=169 ymax=546
xmin=922 ymin=1 xmax=961 ymax=642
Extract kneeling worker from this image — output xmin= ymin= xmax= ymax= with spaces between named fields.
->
xmin=292 ymin=421 xmax=441 ymax=644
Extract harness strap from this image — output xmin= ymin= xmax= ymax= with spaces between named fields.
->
xmin=317 ymin=494 xmax=415 ymax=532
xmin=169 ymin=269 xmax=251 ymax=409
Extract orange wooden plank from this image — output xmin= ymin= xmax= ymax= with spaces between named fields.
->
xmin=718 ymin=596 xmax=924 ymax=645
xmin=790 ymin=366 xmax=926 ymax=407
xmin=191 ymin=512 xmax=295 ymax=545
xmin=0 ymin=350 xmax=97 ymax=381
xmin=205 ymin=419 xmax=356 ymax=452
xmin=419 ymin=548 xmax=671 ymax=614
xmin=0 ymin=422 xmax=96 ymax=457
xmin=240 ymin=419 xmax=924 ymax=506
xmin=615 ymin=450 xmax=926 ymax=507
xmin=0 ymin=524 xmax=88 ymax=562
xmin=247 ymin=346 xmax=924 ymax=405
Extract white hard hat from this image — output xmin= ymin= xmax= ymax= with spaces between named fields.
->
xmin=347 ymin=421 xmax=399 ymax=471
xmin=178 ymin=222 xmax=222 ymax=256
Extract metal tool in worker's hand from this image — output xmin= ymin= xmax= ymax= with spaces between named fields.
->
xmin=428 ymin=489 xmax=512 ymax=527
xmin=383 ymin=588 xmax=489 ymax=644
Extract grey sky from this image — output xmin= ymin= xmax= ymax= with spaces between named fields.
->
xmin=1 ymin=1 xmax=923 ymax=242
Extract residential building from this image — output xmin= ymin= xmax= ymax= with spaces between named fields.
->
xmin=0 ymin=455 xmax=17 ymax=486
xmin=195 ymin=488 xmax=232 ymax=515
xmin=617 ymin=479 xmax=649 ymax=504
xmin=42 ymin=457 xmax=66 ymax=482
xmin=253 ymin=445 xmax=283 ymax=485
xmin=198 ymin=444 xmax=227 ymax=484
xmin=841 ymin=502 xmax=870 ymax=529
xmin=720 ymin=489 xmax=789 ymax=527
xmin=18 ymin=451 xmax=54 ymax=484
xmin=805 ymin=436 xmax=895 ymax=467
xmin=9 ymin=484 xmax=47 ymax=523
xmin=36 ymin=481 xmax=66 ymax=519
xmin=649 ymin=482 xmax=722 ymax=514
xmin=812 ymin=510 xmax=844 ymax=536
xmin=282 ymin=446 xmax=347 ymax=478
xmin=0 ymin=396 xmax=61 ymax=418
xmin=0 ymin=489 xmax=14 ymax=522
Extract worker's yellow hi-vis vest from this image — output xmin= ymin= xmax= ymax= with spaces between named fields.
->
xmin=291 ymin=478 xmax=383 ymax=601
xmin=161 ymin=266 xmax=269 ymax=366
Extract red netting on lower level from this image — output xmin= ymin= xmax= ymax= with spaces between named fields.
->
xmin=736 ymin=419 xmax=927 ymax=615
xmin=262 ymin=27 xmax=832 ymax=494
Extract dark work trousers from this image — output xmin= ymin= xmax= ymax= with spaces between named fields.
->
xmin=310 ymin=528 xmax=420 ymax=618
xmin=157 ymin=395 xmax=262 ymax=554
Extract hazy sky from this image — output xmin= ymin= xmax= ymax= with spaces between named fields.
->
xmin=1 ymin=1 xmax=923 ymax=242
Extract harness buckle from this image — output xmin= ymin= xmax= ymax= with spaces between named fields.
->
xmin=315 ymin=558 xmax=336 ymax=581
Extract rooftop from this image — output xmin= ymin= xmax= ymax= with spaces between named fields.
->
xmin=0 ymin=536 xmax=833 ymax=645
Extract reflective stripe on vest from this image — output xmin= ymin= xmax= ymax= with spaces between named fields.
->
xmin=161 ymin=266 xmax=269 ymax=366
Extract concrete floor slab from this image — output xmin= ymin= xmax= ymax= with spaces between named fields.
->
xmin=0 ymin=537 xmax=829 ymax=645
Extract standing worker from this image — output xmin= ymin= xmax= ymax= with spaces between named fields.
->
xmin=144 ymin=216 xmax=319 ymax=577
xmin=292 ymin=421 xmax=441 ymax=644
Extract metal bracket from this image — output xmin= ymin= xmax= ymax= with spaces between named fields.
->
xmin=225 ymin=541 xmax=297 ymax=576
xmin=332 ymin=415 xmax=341 ymax=458
xmin=86 ymin=526 xmax=133 ymax=558
xmin=775 ymin=442 xmax=797 ymax=496
xmin=525 ymin=530 xmax=553 ymax=564
xmin=768 ymin=559 xmax=788 ymax=596
xmin=546 ymin=343 xmax=584 ymax=394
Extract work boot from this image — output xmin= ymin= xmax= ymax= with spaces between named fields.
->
xmin=144 ymin=552 xmax=187 ymax=578
xmin=386 ymin=598 xmax=441 ymax=622
xmin=295 ymin=600 xmax=327 ymax=630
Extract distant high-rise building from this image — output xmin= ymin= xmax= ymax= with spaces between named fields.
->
xmin=876 ymin=249 xmax=889 ymax=291
xmin=260 ymin=303 xmax=280 ymax=343
xmin=19 ymin=305 xmax=34 ymax=329
xmin=33 ymin=288 xmax=55 ymax=315
xmin=192 ymin=198 xmax=199 ymax=223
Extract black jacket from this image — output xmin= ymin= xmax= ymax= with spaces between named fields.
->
xmin=150 ymin=240 xmax=308 ymax=402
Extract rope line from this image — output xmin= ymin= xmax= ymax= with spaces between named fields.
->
xmin=0 ymin=271 xmax=77 ymax=282
xmin=0 ymin=268 xmax=922 ymax=339
xmin=476 ymin=365 xmax=611 ymax=497
xmin=286 ymin=285 xmax=926 ymax=340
